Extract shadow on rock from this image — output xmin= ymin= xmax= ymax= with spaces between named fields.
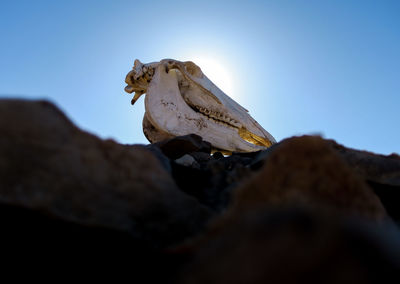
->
xmin=0 ymin=99 xmax=212 ymax=250
xmin=178 ymin=207 xmax=400 ymax=284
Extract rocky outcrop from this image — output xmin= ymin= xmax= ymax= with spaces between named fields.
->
xmin=230 ymin=136 xmax=387 ymax=221
xmin=0 ymin=99 xmax=212 ymax=249
xmin=1 ymin=98 xmax=400 ymax=282
xmin=178 ymin=207 xmax=400 ymax=284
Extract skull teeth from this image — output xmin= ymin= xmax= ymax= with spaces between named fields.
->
xmin=195 ymin=106 xmax=239 ymax=128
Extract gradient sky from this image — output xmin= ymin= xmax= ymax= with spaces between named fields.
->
xmin=1 ymin=0 xmax=399 ymax=154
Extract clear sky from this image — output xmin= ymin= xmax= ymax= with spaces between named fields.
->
xmin=1 ymin=0 xmax=399 ymax=154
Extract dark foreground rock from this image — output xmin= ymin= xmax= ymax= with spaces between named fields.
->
xmin=0 ymin=99 xmax=212 ymax=250
xmin=231 ymin=136 xmax=387 ymax=221
xmin=328 ymin=140 xmax=400 ymax=222
xmin=1 ymin=99 xmax=400 ymax=282
xmin=178 ymin=207 xmax=400 ymax=284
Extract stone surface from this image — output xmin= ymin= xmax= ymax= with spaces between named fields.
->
xmin=329 ymin=140 xmax=400 ymax=186
xmin=151 ymin=134 xmax=211 ymax=159
xmin=0 ymin=99 xmax=212 ymax=248
xmin=175 ymin=154 xmax=199 ymax=168
xmin=0 ymin=202 xmax=185 ymax=280
xmin=2 ymin=98 xmax=400 ymax=282
xmin=230 ymin=136 xmax=387 ymax=221
xmin=328 ymin=140 xmax=400 ymax=224
xmin=171 ymin=151 xmax=255 ymax=212
xmin=178 ymin=208 xmax=400 ymax=284
xmin=189 ymin=152 xmax=212 ymax=163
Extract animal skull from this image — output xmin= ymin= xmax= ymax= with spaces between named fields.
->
xmin=124 ymin=59 xmax=276 ymax=153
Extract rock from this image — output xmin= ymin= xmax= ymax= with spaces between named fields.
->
xmin=175 ymin=154 xmax=199 ymax=168
xmin=212 ymin=151 xmax=224 ymax=160
xmin=144 ymin=142 xmax=172 ymax=173
xmin=231 ymin=143 xmax=279 ymax=170
xmin=0 ymin=99 xmax=212 ymax=248
xmin=0 ymin=202 xmax=185 ymax=281
xmin=2 ymin=99 xmax=400 ymax=282
xmin=230 ymin=136 xmax=387 ymax=221
xmin=171 ymin=153 xmax=255 ymax=212
xmin=248 ymin=143 xmax=279 ymax=170
xmin=328 ymin=140 xmax=400 ymax=186
xmin=189 ymin=152 xmax=212 ymax=163
xmin=327 ymin=140 xmax=400 ymax=224
xmin=152 ymin=134 xmax=212 ymax=160
xmin=178 ymin=208 xmax=400 ymax=284
xmin=367 ymin=181 xmax=400 ymax=225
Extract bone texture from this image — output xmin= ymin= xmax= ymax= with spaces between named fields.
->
xmin=124 ymin=59 xmax=276 ymax=153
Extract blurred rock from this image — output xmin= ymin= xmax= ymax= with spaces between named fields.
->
xmin=0 ymin=202 xmax=185 ymax=280
xmin=178 ymin=208 xmax=400 ymax=284
xmin=0 ymin=99 xmax=212 ymax=248
xmin=231 ymin=136 xmax=387 ymax=221
xmin=151 ymin=133 xmax=211 ymax=160
xmin=171 ymin=152 xmax=254 ymax=212
xmin=189 ymin=152 xmax=212 ymax=163
xmin=212 ymin=151 xmax=224 ymax=160
xmin=328 ymin=140 xmax=400 ymax=186
xmin=144 ymin=141 xmax=172 ymax=173
xmin=2 ymin=99 xmax=400 ymax=282
xmin=175 ymin=154 xmax=199 ymax=168
xmin=328 ymin=140 xmax=400 ymax=223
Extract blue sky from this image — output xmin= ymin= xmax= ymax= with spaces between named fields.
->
xmin=1 ymin=0 xmax=399 ymax=154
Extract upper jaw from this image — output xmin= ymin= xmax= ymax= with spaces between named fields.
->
xmin=188 ymin=101 xmax=275 ymax=150
xmin=172 ymin=62 xmax=276 ymax=149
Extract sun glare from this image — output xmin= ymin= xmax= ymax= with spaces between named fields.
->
xmin=188 ymin=56 xmax=236 ymax=100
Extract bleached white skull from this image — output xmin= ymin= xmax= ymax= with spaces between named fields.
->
xmin=124 ymin=59 xmax=276 ymax=153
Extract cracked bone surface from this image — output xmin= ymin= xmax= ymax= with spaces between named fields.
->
xmin=124 ymin=59 xmax=276 ymax=153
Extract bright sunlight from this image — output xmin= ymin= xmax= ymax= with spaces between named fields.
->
xmin=188 ymin=56 xmax=236 ymax=100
